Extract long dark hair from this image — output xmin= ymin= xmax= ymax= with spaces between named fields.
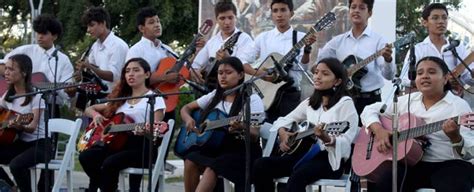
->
xmin=5 ymin=54 xmax=34 ymax=106
xmin=308 ymin=58 xmax=349 ymax=110
xmin=416 ymin=56 xmax=452 ymax=92
xmin=199 ymin=57 xmax=245 ymax=123
xmin=103 ymin=58 xmax=151 ymax=117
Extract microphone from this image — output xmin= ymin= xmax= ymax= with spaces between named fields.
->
xmin=90 ymin=73 xmax=109 ymax=92
xmin=408 ymin=43 xmax=416 ymax=81
xmin=443 ymin=40 xmax=460 ymax=52
xmin=51 ymin=45 xmax=61 ymax=58
xmin=269 ymin=55 xmax=291 ymax=82
xmin=183 ymin=78 xmax=209 ymax=94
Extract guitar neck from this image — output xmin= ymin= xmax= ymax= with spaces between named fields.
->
xmin=280 ymin=29 xmax=317 ymax=65
xmin=205 ymin=115 xmax=241 ymax=131
xmin=397 ymin=116 xmax=458 ymax=141
xmin=451 ymin=52 xmax=474 ymax=77
xmin=348 ymin=49 xmax=384 ymax=76
xmin=294 ymin=126 xmax=316 ymax=140
xmin=107 ymin=122 xmax=146 ymax=133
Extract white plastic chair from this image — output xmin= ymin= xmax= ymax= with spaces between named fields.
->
xmin=118 ymin=119 xmax=175 ymax=192
xmin=30 ymin=118 xmax=82 ymax=192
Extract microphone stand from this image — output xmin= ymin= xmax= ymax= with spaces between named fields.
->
xmin=224 ymin=72 xmax=269 ymax=192
xmin=98 ymin=91 xmax=192 ymax=192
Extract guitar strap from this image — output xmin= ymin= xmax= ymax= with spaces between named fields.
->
xmin=161 ymin=44 xmax=179 ymax=59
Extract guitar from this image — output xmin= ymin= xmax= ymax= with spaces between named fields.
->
xmin=75 ymin=44 xmax=108 ymax=95
xmin=202 ymin=31 xmax=243 ymax=90
xmin=33 ymin=82 xmax=97 ymax=94
xmin=280 ymin=120 xmax=350 ymax=155
xmin=344 ymin=32 xmax=415 ymax=91
xmin=104 ymin=120 xmax=169 ymax=142
xmin=174 ymin=109 xmax=265 ymax=158
xmin=77 ymin=112 xmax=134 ymax=152
xmin=447 ymin=51 xmax=474 ymax=96
xmin=153 ymin=19 xmax=213 ymax=112
xmin=246 ymin=11 xmax=336 ymax=108
xmin=352 ymin=112 xmax=474 ymax=181
xmin=0 ymin=108 xmax=34 ymax=145
xmin=0 ymin=72 xmax=49 ymax=95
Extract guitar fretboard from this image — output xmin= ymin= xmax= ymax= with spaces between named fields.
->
xmin=107 ymin=122 xmax=146 ymax=133
xmin=347 ymin=49 xmax=385 ymax=76
xmin=397 ymin=116 xmax=459 ymax=141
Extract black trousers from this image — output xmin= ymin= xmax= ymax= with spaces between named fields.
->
xmin=0 ymin=139 xmax=50 ymax=192
xmin=374 ymin=160 xmax=473 ymax=192
xmin=78 ymin=136 xmax=157 ymax=192
xmin=253 ymin=151 xmax=344 ymax=192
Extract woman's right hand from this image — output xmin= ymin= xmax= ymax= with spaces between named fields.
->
xmin=92 ymin=112 xmax=107 ymax=127
xmin=370 ymin=123 xmax=392 ymax=154
xmin=278 ymin=128 xmax=296 ymax=152
xmin=185 ymin=119 xmax=199 ymax=133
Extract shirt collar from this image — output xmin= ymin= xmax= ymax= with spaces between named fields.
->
xmin=270 ymin=26 xmax=294 ymax=38
xmin=421 ymin=36 xmax=449 ymax=45
xmin=140 ymin=36 xmax=161 ymax=48
xmin=96 ymin=32 xmax=115 ymax=49
xmin=41 ymin=45 xmax=57 ymax=57
xmin=345 ymin=26 xmax=372 ymax=39
xmin=218 ymin=28 xmax=241 ymax=41
xmin=412 ymin=91 xmax=456 ymax=105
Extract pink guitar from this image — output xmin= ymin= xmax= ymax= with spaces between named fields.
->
xmin=352 ymin=112 xmax=474 ymax=181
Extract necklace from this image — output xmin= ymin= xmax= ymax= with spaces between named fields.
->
xmin=128 ymin=89 xmax=149 ymax=108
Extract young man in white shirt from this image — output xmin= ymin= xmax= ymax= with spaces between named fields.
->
xmin=0 ymin=14 xmax=74 ymax=116
xmin=74 ymin=6 xmax=129 ymax=110
xmin=317 ymin=0 xmax=395 ymax=115
xmin=190 ymin=1 xmax=255 ymax=91
xmin=400 ymin=3 xmax=474 ymax=108
xmin=245 ymin=0 xmax=316 ymax=123
xmin=126 ymin=7 xmax=180 ymax=122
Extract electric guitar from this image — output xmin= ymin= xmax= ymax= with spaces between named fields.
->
xmin=0 ymin=108 xmax=34 ymax=145
xmin=279 ymin=120 xmax=350 ymax=156
xmin=202 ymin=31 xmax=242 ymax=90
xmin=153 ymin=19 xmax=213 ymax=112
xmin=246 ymin=11 xmax=336 ymax=108
xmin=345 ymin=32 xmax=415 ymax=91
xmin=352 ymin=112 xmax=474 ymax=182
xmin=174 ymin=109 xmax=265 ymax=158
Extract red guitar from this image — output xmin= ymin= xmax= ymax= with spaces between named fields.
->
xmin=352 ymin=112 xmax=474 ymax=181
xmin=77 ymin=113 xmax=169 ymax=152
xmin=0 ymin=108 xmax=34 ymax=145
xmin=77 ymin=113 xmax=134 ymax=152
xmin=152 ymin=19 xmax=213 ymax=112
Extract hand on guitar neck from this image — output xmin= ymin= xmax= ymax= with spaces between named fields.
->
xmin=215 ymin=48 xmax=231 ymax=61
xmin=381 ymin=43 xmax=393 ymax=63
xmin=278 ymin=128 xmax=297 ymax=152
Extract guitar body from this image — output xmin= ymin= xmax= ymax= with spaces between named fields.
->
xmin=245 ymin=53 xmax=286 ymax=109
xmin=352 ymin=113 xmax=425 ymax=181
xmin=77 ymin=112 xmax=134 ymax=152
xmin=153 ymin=57 xmax=190 ymax=112
xmin=0 ymin=72 xmax=49 ymax=95
xmin=0 ymin=109 xmax=19 ymax=145
xmin=174 ymin=110 xmax=228 ymax=158
xmin=342 ymin=55 xmax=368 ymax=91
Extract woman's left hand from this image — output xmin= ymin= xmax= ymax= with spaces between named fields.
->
xmin=442 ymin=118 xmax=462 ymax=143
xmin=228 ymin=120 xmax=244 ymax=134
xmin=314 ymin=124 xmax=331 ymax=143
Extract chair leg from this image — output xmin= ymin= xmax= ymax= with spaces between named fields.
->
xmin=30 ymin=168 xmax=36 ymax=192
xmin=67 ymin=170 xmax=72 ymax=192
xmin=158 ymin=174 xmax=165 ymax=192
xmin=120 ymin=172 xmax=127 ymax=191
xmin=223 ymin=178 xmax=233 ymax=192
xmin=305 ymin=185 xmax=312 ymax=192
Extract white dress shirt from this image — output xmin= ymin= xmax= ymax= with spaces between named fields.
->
xmin=88 ymin=32 xmax=129 ymax=91
xmin=191 ymin=29 xmax=255 ymax=70
xmin=271 ymin=96 xmax=359 ymax=170
xmin=361 ymin=91 xmax=474 ymax=162
xmin=253 ymin=27 xmax=306 ymax=88
xmin=317 ymin=26 xmax=396 ymax=92
xmin=197 ymin=90 xmax=265 ymax=114
xmin=2 ymin=44 xmax=74 ymax=104
xmin=400 ymin=36 xmax=474 ymax=87
xmin=126 ymin=37 xmax=177 ymax=72
xmin=0 ymin=93 xmax=46 ymax=142
xmin=115 ymin=90 xmax=166 ymax=123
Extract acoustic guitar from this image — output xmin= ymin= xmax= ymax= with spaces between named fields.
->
xmin=0 ymin=108 xmax=34 ymax=145
xmin=152 ymin=19 xmax=213 ymax=112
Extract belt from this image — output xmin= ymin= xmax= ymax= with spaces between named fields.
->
xmin=353 ymin=89 xmax=381 ymax=98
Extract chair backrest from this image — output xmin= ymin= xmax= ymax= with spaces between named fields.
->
xmin=150 ymin=119 xmax=175 ymax=192
xmin=48 ymin=118 xmax=82 ymax=164
xmin=260 ymin=122 xmax=278 ymax=157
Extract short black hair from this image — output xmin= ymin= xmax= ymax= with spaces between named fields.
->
xmin=136 ymin=7 xmax=158 ymax=27
xmin=82 ymin=6 xmax=111 ymax=29
xmin=214 ymin=0 xmax=237 ymax=17
xmin=416 ymin=56 xmax=451 ymax=91
xmin=33 ymin=14 xmax=63 ymax=37
xmin=271 ymin=0 xmax=294 ymax=12
xmin=349 ymin=0 xmax=374 ymax=12
xmin=422 ymin=3 xmax=448 ymax=20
